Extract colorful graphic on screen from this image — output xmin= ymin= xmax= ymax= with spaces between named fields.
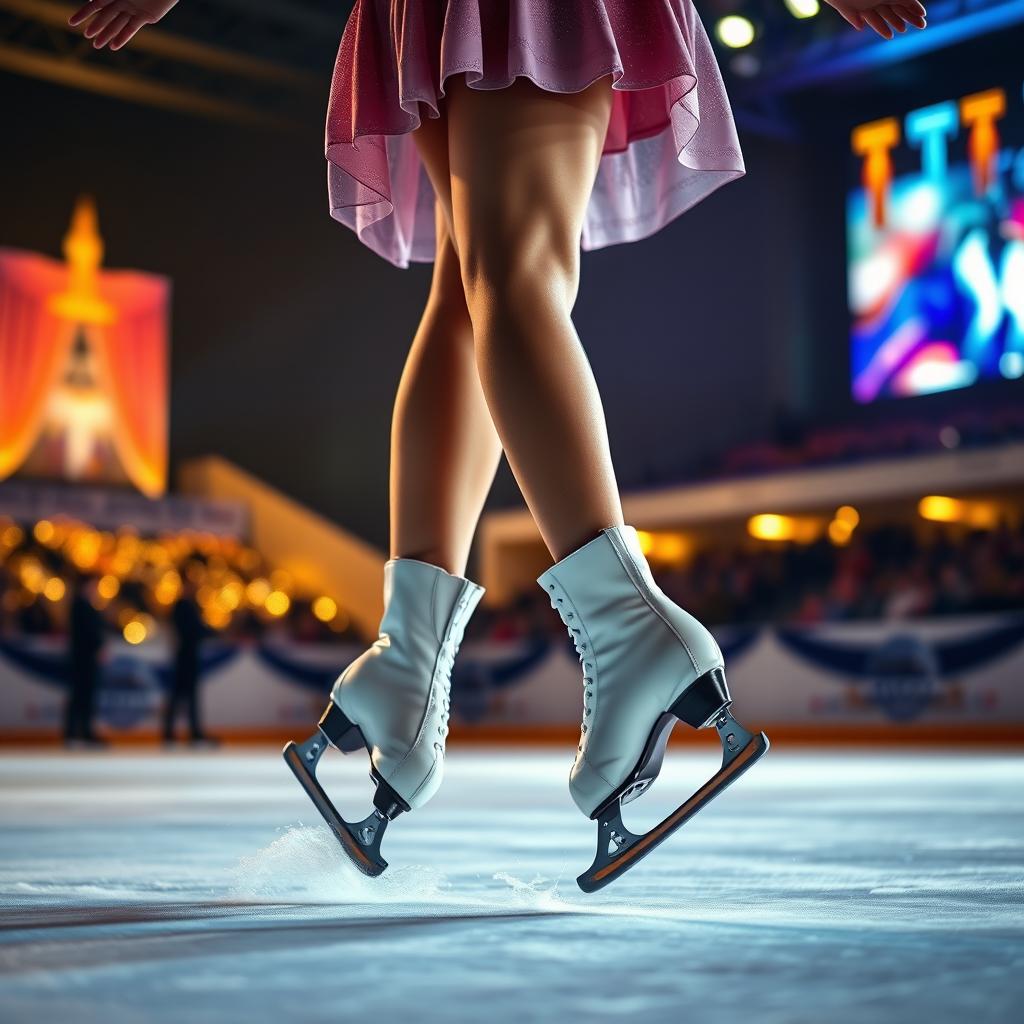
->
xmin=848 ymin=83 xmax=1024 ymax=402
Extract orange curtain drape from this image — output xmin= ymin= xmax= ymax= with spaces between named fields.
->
xmin=0 ymin=250 xmax=75 ymax=481
xmin=0 ymin=248 xmax=169 ymax=496
xmin=93 ymin=271 xmax=170 ymax=498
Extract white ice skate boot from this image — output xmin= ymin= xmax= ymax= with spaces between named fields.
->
xmin=284 ymin=557 xmax=485 ymax=876
xmin=537 ymin=524 xmax=768 ymax=891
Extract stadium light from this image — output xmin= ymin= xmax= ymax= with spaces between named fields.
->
xmin=835 ymin=506 xmax=860 ymax=527
xmin=827 ymin=520 xmax=853 ymax=545
xmin=123 ymin=620 xmax=147 ymax=645
xmin=918 ymin=495 xmax=963 ymax=522
xmin=1000 ymin=352 xmax=1024 ymax=379
xmin=747 ymin=514 xmax=824 ymax=543
xmin=918 ymin=496 xmax=1001 ymax=528
xmin=716 ymin=15 xmax=756 ymax=48
xmin=783 ymin=0 xmax=820 ymax=18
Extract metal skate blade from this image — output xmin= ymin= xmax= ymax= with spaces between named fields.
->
xmin=577 ymin=730 xmax=769 ymax=893
xmin=283 ymin=741 xmax=388 ymax=877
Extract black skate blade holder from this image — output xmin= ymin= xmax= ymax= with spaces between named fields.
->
xmin=283 ymin=702 xmax=410 ymax=878
xmin=578 ymin=668 xmax=770 ymax=893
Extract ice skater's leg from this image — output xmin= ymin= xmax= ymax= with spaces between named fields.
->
xmin=410 ymin=104 xmax=458 ymax=254
xmin=280 ymin=109 xmax=494 ymax=877
xmin=446 ymin=73 xmax=624 ymax=562
xmin=388 ymin=199 xmax=502 ymax=575
xmin=391 ymin=112 xmax=503 ymax=576
xmin=443 ymin=76 xmax=770 ymax=891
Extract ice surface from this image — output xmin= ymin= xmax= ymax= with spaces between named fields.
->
xmin=0 ymin=748 xmax=1022 ymax=1023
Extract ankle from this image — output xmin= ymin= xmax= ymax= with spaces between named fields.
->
xmin=552 ymin=522 xmax=622 ymax=562
xmin=390 ymin=549 xmax=465 ymax=577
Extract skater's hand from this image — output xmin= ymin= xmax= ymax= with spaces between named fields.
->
xmin=825 ymin=0 xmax=927 ymax=39
xmin=68 ymin=0 xmax=179 ymax=50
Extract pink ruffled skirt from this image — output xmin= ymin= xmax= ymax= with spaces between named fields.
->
xmin=326 ymin=0 xmax=746 ymax=268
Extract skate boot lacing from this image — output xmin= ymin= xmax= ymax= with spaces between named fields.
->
xmin=433 ymin=595 xmax=472 ymax=750
xmin=546 ymin=583 xmax=595 ymax=752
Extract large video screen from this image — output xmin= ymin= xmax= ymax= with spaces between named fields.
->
xmin=847 ymin=81 xmax=1023 ymax=403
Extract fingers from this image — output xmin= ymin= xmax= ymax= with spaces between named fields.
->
xmin=861 ymin=9 xmax=894 ymax=38
xmin=863 ymin=5 xmax=900 ymax=37
xmin=836 ymin=0 xmax=927 ymax=39
xmin=859 ymin=1 xmax=928 ymax=39
xmin=80 ymin=4 xmax=124 ymax=40
xmin=877 ymin=4 xmax=910 ymax=32
xmin=68 ymin=0 xmax=115 ymax=27
xmin=894 ymin=2 xmax=927 ymax=28
xmin=110 ymin=17 xmax=145 ymax=50
xmin=899 ymin=0 xmax=928 ymax=18
xmin=69 ymin=1 xmax=174 ymax=51
xmin=834 ymin=5 xmax=866 ymax=30
xmin=94 ymin=11 xmax=131 ymax=48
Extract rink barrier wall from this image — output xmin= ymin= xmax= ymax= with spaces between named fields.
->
xmin=1 ymin=612 xmax=1022 ymax=745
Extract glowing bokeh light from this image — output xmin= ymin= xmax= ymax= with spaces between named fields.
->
xmin=835 ymin=506 xmax=860 ymax=527
xmin=716 ymin=15 xmax=755 ymax=48
xmin=783 ymin=0 xmax=819 ymax=18
xmin=123 ymin=621 xmax=146 ymax=644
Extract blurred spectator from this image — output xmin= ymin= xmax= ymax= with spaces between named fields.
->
xmin=467 ymin=517 xmax=1024 ymax=639
xmin=713 ymin=404 xmax=1024 ymax=484
xmin=1 ymin=511 xmax=1022 ymax=657
xmin=64 ymin=574 xmax=107 ymax=747
xmin=163 ymin=572 xmax=216 ymax=745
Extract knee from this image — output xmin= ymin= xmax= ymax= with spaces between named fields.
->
xmin=426 ymin=275 xmax=473 ymax=339
xmin=459 ymin=234 xmax=579 ymax=332
xmin=425 ymin=230 xmax=473 ymax=335
xmin=419 ymin=251 xmax=471 ymax=335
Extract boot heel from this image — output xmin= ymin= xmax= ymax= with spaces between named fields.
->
xmin=670 ymin=667 xmax=731 ymax=729
xmin=318 ymin=700 xmax=365 ymax=753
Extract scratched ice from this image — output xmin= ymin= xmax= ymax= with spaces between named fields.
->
xmin=0 ymin=748 xmax=1021 ymax=1023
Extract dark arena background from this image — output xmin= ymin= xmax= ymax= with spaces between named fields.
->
xmin=1 ymin=2 xmax=1022 ymax=1022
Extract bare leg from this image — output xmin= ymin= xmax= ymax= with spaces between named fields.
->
xmin=391 ymin=110 xmax=503 ymax=576
xmin=446 ymin=74 xmax=625 ymax=562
